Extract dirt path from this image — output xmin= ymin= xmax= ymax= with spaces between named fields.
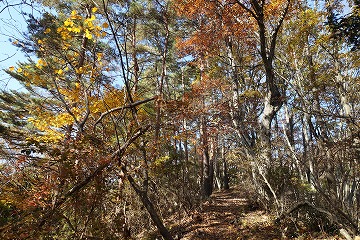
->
xmin=172 ymin=187 xmax=281 ymax=240
xmin=169 ymin=187 xmax=345 ymax=240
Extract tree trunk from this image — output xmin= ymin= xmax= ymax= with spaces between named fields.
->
xmin=214 ymin=160 xmax=222 ymax=190
xmin=200 ymin=116 xmax=213 ymax=198
xmin=283 ymin=104 xmax=304 ymax=181
xmin=127 ymin=175 xmax=174 ymax=240
xmin=221 ymin=143 xmax=230 ymax=190
xmin=154 ymin=8 xmax=170 ymax=155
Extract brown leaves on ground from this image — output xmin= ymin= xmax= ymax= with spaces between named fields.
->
xmin=170 ymin=187 xmax=280 ymax=240
xmin=168 ymin=187 xmax=345 ymax=240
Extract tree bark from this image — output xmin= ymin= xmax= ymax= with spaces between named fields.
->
xmin=127 ymin=175 xmax=174 ymax=240
xmin=200 ymin=116 xmax=213 ymax=197
xmin=154 ymin=8 xmax=170 ymax=153
xmin=221 ymin=143 xmax=230 ymax=190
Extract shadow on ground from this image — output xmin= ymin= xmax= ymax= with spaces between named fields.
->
xmin=170 ymin=187 xmax=281 ymax=240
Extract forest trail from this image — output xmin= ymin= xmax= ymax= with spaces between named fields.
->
xmin=170 ymin=187 xmax=282 ymax=240
xmin=168 ymin=187 xmax=344 ymax=240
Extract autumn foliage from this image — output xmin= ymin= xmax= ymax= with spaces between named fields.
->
xmin=0 ymin=0 xmax=360 ymax=239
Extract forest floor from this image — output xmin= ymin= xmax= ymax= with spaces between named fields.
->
xmin=164 ymin=187 xmax=346 ymax=240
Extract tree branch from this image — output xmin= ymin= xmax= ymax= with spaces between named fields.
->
xmin=94 ymin=97 xmax=155 ymax=127
xmin=234 ymin=0 xmax=258 ymax=20
xmin=38 ymin=126 xmax=149 ymax=228
xmin=269 ymin=0 xmax=291 ymax=62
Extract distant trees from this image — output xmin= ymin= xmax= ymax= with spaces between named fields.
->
xmin=0 ymin=0 xmax=359 ymax=239
xmin=327 ymin=0 xmax=360 ymax=50
xmin=175 ymin=0 xmax=360 ymax=235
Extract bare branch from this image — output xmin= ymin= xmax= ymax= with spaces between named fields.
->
xmin=234 ymin=0 xmax=258 ymax=20
xmin=94 ymin=97 xmax=155 ymax=127
xmin=39 ymin=126 xmax=149 ymax=228
xmin=269 ymin=0 xmax=291 ymax=62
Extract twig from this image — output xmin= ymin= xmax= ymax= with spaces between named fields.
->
xmin=94 ymin=97 xmax=155 ymax=127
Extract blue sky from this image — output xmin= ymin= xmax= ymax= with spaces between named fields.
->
xmin=0 ymin=0 xmax=353 ymax=91
xmin=0 ymin=1 xmax=42 ymax=91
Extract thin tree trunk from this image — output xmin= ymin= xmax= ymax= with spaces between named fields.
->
xmin=131 ymin=17 xmax=140 ymax=94
xmin=283 ymin=104 xmax=304 ymax=181
xmin=127 ymin=175 xmax=174 ymax=240
xmin=221 ymin=143 xmax=229 ymax=190
xmin=212 ymin=136 xmax=222 ymax=190
xmin=154 ymin=9 xmax=170 ymax=153
xmin=200 ymin=116 xmax=213 ymax=197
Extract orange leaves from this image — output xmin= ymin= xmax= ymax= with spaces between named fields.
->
xmin=263 ymin=0 xmax=292 ymax=26
xmin=176 ymin=30 xmax=220 ymax=57
xmin=175 ymin=0 xmax=255 ymax=58
xmin=25 ymin=184 xmax=51 ymax=209
xmin=174 ymin=0 xmax=219 ymax=19
xmin=264 ymin=0 xmax=288 ymax=17
xmin=102 ymin=22 xmax=109 ymax=29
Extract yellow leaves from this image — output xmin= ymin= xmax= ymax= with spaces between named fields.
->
xmin=71 ymin=10 xmax=77 ymax=16
xmin=70 ymin=107 xmax=82 ymax=117
xmin=96 ymin=53 xmax=103 ymax=61
xmin=27 ymin=116 xmax=46 ymax=132
xmin=241 ymin=90 xmax=261 ymax=98
xmin=8 ymin=65 xmax=24 ymax=74
xmin=85 ymin=20 xmax=94 ymax=29
xmin=13 ymin=10 xmax=114 ymax=146
xmin=153 ymin=156 xmax=170 ymax=167
xmin=89 ymin=100 xmax=102 ymax=113
xmin=94 ymin=26 xmax=103 ymax=37
xmin=27 ymin=104 xmax=80 ymax=143
xmin=81 ymin=15 xmax=97 ymax=37
xmin=85 ymin=29 xmax=93 ymax=39
xmin=56 ymin=27 xmax=64 ymax=33
xmin=69 ymin=26 xmax=81 ymax=33
xmin=301 ymin=8 xmax=320 ymax=27
xmin=64 ymin=19 xmax=74 ymax=27
xmin=57 ymin=27 xmax=71 ymax=40
xmin=84 ymin=15 xmax=96 ymax=27
xmin=55 ymin=69 xmax=64 ymax=75
xmin=92 ymin=7 xmax=98 ymax=13
xmin=76 ymin=66 xmax=85 ymax=74
xmin=74 ymin=51 xmax=80 ymax=58
xmin=53 ymin=113 xmax=74 ymax=127
xmin=264 ymin=0 xmax=286 ymax=17
xmin=27 ymin=131 xmax=64 ymax=143
xmin=58 ymin=12 xmax=106 ymax=41
xmin=62 ymin=42 xmax=71 ymax=51
xmin=0 ymin=200 xmax=12 ymax=206
xmin=36 ymin=59 xmax=47 ymax=69
xmin=70 ymin=10 xmax=82 ymax=20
